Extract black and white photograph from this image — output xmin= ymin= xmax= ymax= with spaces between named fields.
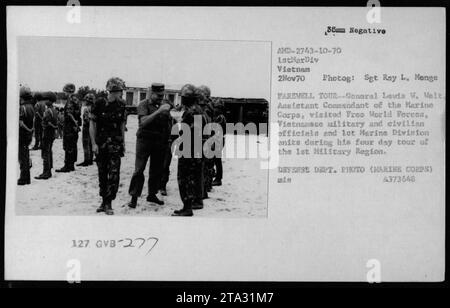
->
xmin=15 ymin=36 xmax=270 ymax=217
xmin=4 ymin=5 xmax=446 ymax=284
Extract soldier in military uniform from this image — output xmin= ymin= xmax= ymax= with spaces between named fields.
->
xmin=197 ymin=85 xmax=215 ymax=199
xmin=127 ymin=83 xmax=171 ymax=208
xmin=32 ymin=92 xmax=46 ymax=150
xmin=77 ymin=93 xmax=95 ymax=166
xmin=159 ymin=114 xmax=176 ymax=196
xmin=90 ymin=77 xmax=127 ymax=215
xmin=35 ymin=92 xmax=58 ymax=180
xmin=18 ymin=86 xmax=35 ymax=185
xmin=210 ymin=96 xmax=226 ymax=186
xmin=57 ymin=107 xmax=64 ymax=139
xmin=172 ymin=84 xmax=205 ymax=216
xmin=56 ymin=83 xmax=81 ymax=172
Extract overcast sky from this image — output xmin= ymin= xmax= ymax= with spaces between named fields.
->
xmin=18 ymin=36 xmax=270 ymax=100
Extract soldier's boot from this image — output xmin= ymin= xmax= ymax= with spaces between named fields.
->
xmin=17 ymin=178 xmax=30 ymax=185
xmin=160 ymin=187 xmax=167 ymax=196
xmin=172 ymin=201 xmax=193 ymax=216
xmin=31 ymin=145 xmax=40 ymax=151
xmin=35 ymin=172 xmax=50 ymax=180
xmin=96 ymin=200 xmax=105 ymax=213
xmin=76 ymin=161 xmax=89 ymax=167
xmin=56 ymin=165 xmax=71 ymax=173
xmin=147 ymin=194 xmax=164 ymax=205
xmin=127 ymin=196 xmax=138 ymax=209
xmin=104 ymin=199 xmax=114 ymax=215
xmin=212 ymin=179 xmax=222 ymax=186
xmin=86 ymin=160 xmax=94 ymax=166
xmin=68 ymin=163 xmax=75 ymax=171
xmin=202 ymin=191 xmax=209 ymax=200
xmin=192 ymin=199 xmax=204 ymax=210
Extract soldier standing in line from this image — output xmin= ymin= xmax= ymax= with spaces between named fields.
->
xmin=31 ymin=92 xmax=46 ymax=150
xmin=212 ymin=98 xmax=226 ymax=186
xmin=18 ymin=86 xmax=35 ymax=185
xmin=57 ymin=107 xmax=64 ymax=139
xmin=127 ymin=83 xmax=171 ymax=208
xmin=197 ymin=85 xmax=215 ymax=198
xmin=90 ymin=77 xmax=127 ymax=215
xmin=56 ymin=83 xmax=81 ymax=173
xmin=35 ymin=92 xmax=58 ymax=180
xmin=172 ymin=84 xmax=205 ymax=216
xmin=77 ymin=93 xmax=95 ymax=167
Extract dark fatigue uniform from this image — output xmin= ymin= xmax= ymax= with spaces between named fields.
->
xmin=159 ymin=114 xmax=176 ymax=195
xmin=212 ymin=98 xmax=226 ymax=185
xmin=36 ymin=95 xmax=58 ymax=179
xmin=202 ymin=98 xmax=215 ymax=196
xmin=61 ymin=94 xmax=81 ymax=170
xmin=91 ymin=97 xmax=126 ymax=202
xmin=177 ymin=103 xmax=204 ymax=213
xmin=33 ymin=98 xmax=46 ymax=149
xmin=57 ymin=109 xmax=64 ymax=139
xmin=81 ymin=106 xmax=93 ymax=164
xmin=18 ymin=96 xmax=35 ymax=185
xmin=128 ymin=98 xmax=171 ymax=201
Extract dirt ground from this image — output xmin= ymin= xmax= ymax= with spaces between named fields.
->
xmin=15 ymin=115 xmax=268 ymax=217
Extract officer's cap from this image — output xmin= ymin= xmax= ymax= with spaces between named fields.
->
xmin=151 ymin=83 xmax=165 ymax=94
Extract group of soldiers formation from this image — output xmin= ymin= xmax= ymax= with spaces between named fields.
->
xmin=18 ymin=78 xmax=227 ymax=216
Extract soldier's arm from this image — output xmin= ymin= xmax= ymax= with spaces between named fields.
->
xmin=89 ymin=101 xmax=99 ymax=154
xmin=19 ymin=106 xmax=33 ymax=132
xmin=35 ymin=106 xmax=43 ymax=120
xmin=90 ymin=120 xmax=98 ymax=154
xmin=47 ymin=111 xmax=58 ymax=129
xmin=138 ymin=99 xmax=171 ymax=128
xmin=19 ymin=120 xmax=33 ymax=132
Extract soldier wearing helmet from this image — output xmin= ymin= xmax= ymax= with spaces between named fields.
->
xmin=127 ymin=82 xmax=172 ymax=209
xmin=31 ymin=92 xmax=46 ymax=150
xmin=172 ymin=84 xmax=204 ymax=217
xmin=18 ymin=85 xmax=35 ymax=185
xmin=56 ymin=83 xmax=81 ymax=173
xmin=77 ymin=93 xmax=95 ymax=167
xmin=35 ymin=92 xmax=58 ymax=180
xmin=211 ymin=96 xmax=226 ymax=186
xmin=197 ymin=85 xmax=215 ymax=200
xmin=89 ymin=77 xmax=127 ymax=215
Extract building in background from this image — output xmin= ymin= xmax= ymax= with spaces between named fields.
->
xmin=124 ymin=85 xmax=268 ymax=134
xmin=124 ymin=85 xmax=182 ymax=107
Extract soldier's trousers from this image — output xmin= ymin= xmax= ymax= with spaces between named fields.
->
xmin=129 ymin=138 xmax=165 ymax=197
xmin=57 ymin=126 xmax=63 ymax=139
xmin=197 ymin=159 xmax=205 ymax=201
xmin=96 ymin=150 xmax=122 ymax=201
xmin=18 ymin=138 xmax=31 ymax=181
xmin=204 ymin=158 xmax=214 ymax=191
xmin=63 ymin=133 xmax=78 ymax=166
xmin=213 ymin=157 xmax=223 ymax=180
xmin=178 ymin=158 xmax=203 ymax=206
xmin=41 ymin=137 xmax=54 ymax=174
xmin=82 ymin=128 xmax=93 ymax=162
xmin=34 ymin=121 xmax=42 ymax=147
xmin=160 ymin=142 xmax=173 ymax=190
